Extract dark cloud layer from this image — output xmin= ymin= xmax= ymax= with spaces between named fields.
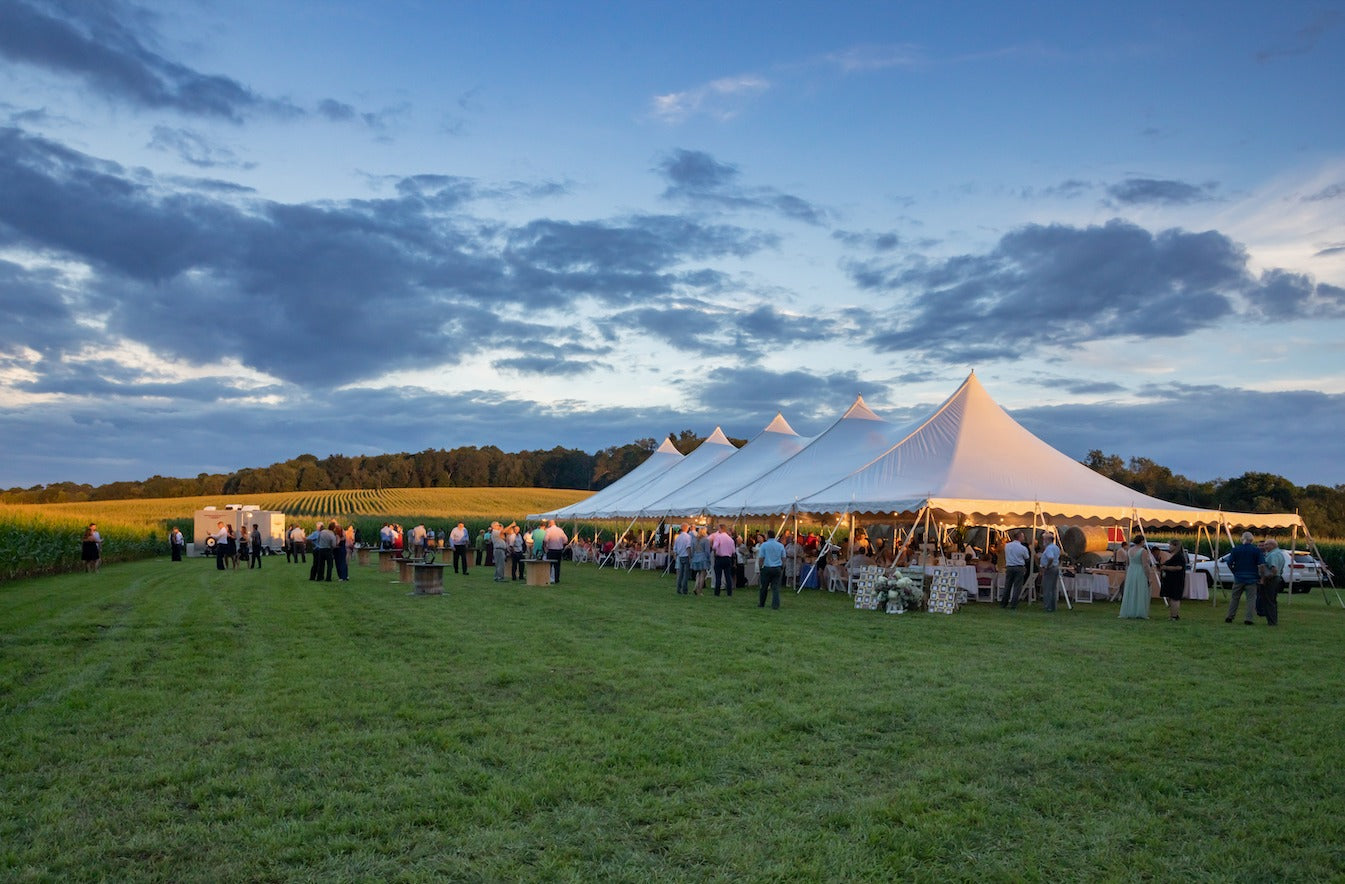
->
xmin=0 ymin=0 xmax=296 ymax=120
xmin=0 ymin=126 xmax=785 ymax=388
xmin=1014 ymin=384 xmax=1345 ymax=488
xmin=8 ymin=369 xmax=1338 ymax=490
xmin=853 ymin=218 xmax=1341 ymax=362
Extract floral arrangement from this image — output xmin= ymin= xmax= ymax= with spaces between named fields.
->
xmin=874 ymin=573 xmax=923 ymax=613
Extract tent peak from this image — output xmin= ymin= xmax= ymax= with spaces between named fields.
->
xmin=761 ymin=413 xmax=798 ymax=436
xmin=702 ymin=426 xmax=735 ymax=446
xmin=841 ymin=395 xmax=884 ymax=422
xmin=653 ymin=437 xmax=681 ymax=454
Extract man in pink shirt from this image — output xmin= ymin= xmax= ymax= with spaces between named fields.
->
xmin=711 ymin=524 xmax=737 ymax=596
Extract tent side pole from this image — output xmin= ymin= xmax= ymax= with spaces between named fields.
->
xmin=1299 ymin=517 xmax=1343 ymax=608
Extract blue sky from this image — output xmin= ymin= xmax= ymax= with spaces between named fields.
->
xmin=1 ymin=0 xmax=1343 ymax=489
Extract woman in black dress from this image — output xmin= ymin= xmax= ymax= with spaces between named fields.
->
xmin=1159 ymin=540 xmax=1188 ymax=620
xmin=81 ymin=523 xmax=101 ymax=573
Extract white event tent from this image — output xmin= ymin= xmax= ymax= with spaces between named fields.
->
xmin=534 ymin=437 xmax=683 ymax=521
xmin=795 ymin=371 xmax=1303 ymax=531
xmin=576 ymin=427 xmax=739 ymax=519
xmin=535 ymin=371 xmax=1303 ymax=537
xmin=639 ymin=414 xmax=811 ymax=519
xmin=703 ymin=396 xmax=912 ymax=518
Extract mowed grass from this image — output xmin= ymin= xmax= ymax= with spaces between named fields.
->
xmin=2 ymin=559 xmax=1343 ymax=881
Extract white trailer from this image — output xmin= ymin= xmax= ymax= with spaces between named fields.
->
xmin=193 ymin=504 xmax=287 ymax=554
xmin=240 ymin=507 xmax=287 ymax=552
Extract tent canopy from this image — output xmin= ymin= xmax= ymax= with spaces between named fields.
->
xmin=528 ymin=436 xmax=682 ymax=521
xmin=532 ymin=372 xmax=1302 ymax=533
xmin=578 ymin=427 xmax=739 ymax=519
xmin=704 ymin=396 xmax=913 ymax=517
xmin=641 ymin=414 xmax=810 ymax=519
xmin=795 ymin=372 xmax=1302 ymax=530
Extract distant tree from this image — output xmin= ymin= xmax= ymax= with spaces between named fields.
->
xmin=1216 ymin=472 xmax=1297 ymax=514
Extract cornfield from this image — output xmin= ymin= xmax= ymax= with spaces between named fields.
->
xmin=0 ymin=487 xmax=589 ymax=581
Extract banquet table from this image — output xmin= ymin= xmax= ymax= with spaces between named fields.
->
xmin=1063 ymin=572 xmax=1110 ymax=602
xmin=1150 ymin=571 xmax=1208 ymax=601
xmin=924 ymin=564 xmax=978 ymax=596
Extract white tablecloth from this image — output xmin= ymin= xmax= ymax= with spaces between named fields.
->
xmin=924 ymin=565 xmax=978 ymax=595
xmin=1063 ymin=572 xmax=1110 ymax=602
xmin=1184 ymin=571 xmax=1209 ymax=601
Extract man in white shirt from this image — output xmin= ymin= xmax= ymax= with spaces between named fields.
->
xmin=544 ymin=520 xmax=568 ymax=584
xmin=672 ymin=523 xmax=693 ymax=595
xmin=1000 ymin=530 xmax=1030 ymax=609
xmin=213 ymin=521 xmax=229 ymax=571
xmin=449 ymin=522 xmax=470 ymax=575
xmin=288 ymin=524 xmax=307 ymax=563
xmin=1039 ymin=531 xmax=1061 ymax=613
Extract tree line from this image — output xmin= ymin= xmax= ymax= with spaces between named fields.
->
xmin=4 ymin=441 xmax=1342 ymax=536
xmin=1081 ymin=452 xmax=1345 ymax=537
xmin=0 ymin=431 xmax=728 ymax=505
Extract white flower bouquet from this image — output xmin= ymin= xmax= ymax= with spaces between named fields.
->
xmin=874 ymin=573 xmax=923 ymax=613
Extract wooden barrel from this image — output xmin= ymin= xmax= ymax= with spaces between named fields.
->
xmin=413 ymin=563 xmax=445 ymax=595
xmin=356 ymin=547 xmax=371 ymax=566
xmin=378 ymin=550 xmax=399 ymax=572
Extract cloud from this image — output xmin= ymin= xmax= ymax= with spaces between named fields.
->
xmin=491 ymin=354 xmax=601 ymax=376
xmin=0 ymin=382 xmax=729 ymax=487
xmin=504 ymin=214 xmax=775 ymax=306
xmin=1107 ymin=177 xmax=1218 ymax=206
xmin=1014 ymin=383 xmax=1345 ymax=485
xmin=650 ymin=74 xmax=769 ymax=123
xmin=832 ymin=229 xmax=900 ymax=252
xmin=657 ymin=149 xmax=827 ymax=225
xmin=687 ymin=365 xmax=875 ymax=429
xmin=0 ymin=125 xmax=782 ymax=392
xmin=0 ymin=259 xmax=85 ymax=355
xmin=1034 ymin=179 xmax=1093 ymax=200
xmin=1303 ymin=182 xmax=1345 ymax=202
xmin=858 ymin=219 xmax=1259 ymax=361
xmin=596 ymin=301 xmax=837 ymax=362
xmin=147 ymin=126 xmax=256 ymax=169
xmin=0 ymin=0 xmax=300 ymax=121
xmin=1255 ymin=10 xmax=1340 ymax=63
xmin=491 ymin=340 xmax=614 ymax=376
xmin=1250 ymin=270 xmax=1345 ymax=318
xmin=822 ymin=43 xmax=925 ymax=73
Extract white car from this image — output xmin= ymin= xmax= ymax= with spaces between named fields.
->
xmin=1196 ymin=550 xmax=1328 ymax=592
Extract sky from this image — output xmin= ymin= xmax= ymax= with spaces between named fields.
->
xmin=1 ymin=0 xmax=1343 ymax=490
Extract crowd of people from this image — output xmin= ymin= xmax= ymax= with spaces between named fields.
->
xmin=113 ymin=514 xmax=1306 ymax=627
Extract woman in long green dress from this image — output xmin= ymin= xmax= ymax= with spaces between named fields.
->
xmin=1119 ymin=535 xmax=1154 ymax=619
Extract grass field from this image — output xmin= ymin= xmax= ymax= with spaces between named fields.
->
xmin=0 ymin=487 xmax=590 ymax=526
xmin=0 ymin=488 xmax=591 ymax=581
xmin=3 ymin=558 xmax=1344 ymax=880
